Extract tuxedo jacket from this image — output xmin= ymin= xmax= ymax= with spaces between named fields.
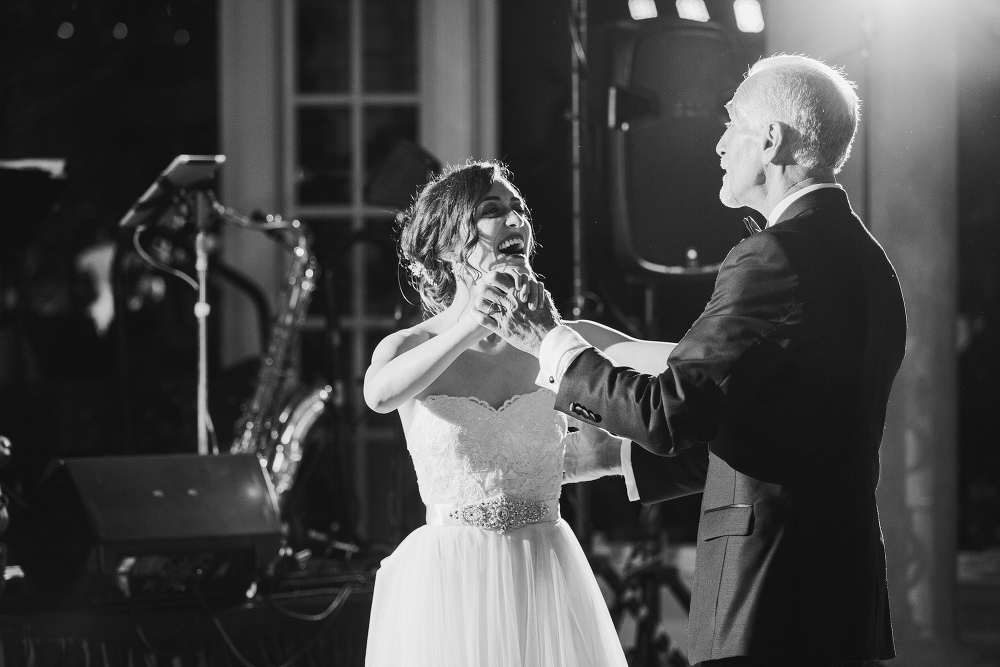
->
xmin=557 ymin=188 xmax=905 ymax=663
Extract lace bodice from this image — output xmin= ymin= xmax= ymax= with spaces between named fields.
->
xmin=406 ymin=388 xmax=567 ymax=506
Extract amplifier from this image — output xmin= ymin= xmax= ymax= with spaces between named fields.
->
xmin=21 ymin=453 xmax=283 ymax=605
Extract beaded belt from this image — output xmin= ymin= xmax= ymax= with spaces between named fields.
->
xmin=426 ymin=497 xmax=559 ymax=534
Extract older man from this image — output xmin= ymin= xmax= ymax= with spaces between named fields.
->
xmin=481 ymin=55 xmax=906 ymax=666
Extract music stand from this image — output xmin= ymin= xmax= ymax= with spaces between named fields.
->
xmin=119 ymin=155 xmax=225 ymax=229
xmin=119 ymin=155 xmax=226 ymax=455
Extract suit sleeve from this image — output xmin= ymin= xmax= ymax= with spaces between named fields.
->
xmin=555 ymin=233 xmax=801 ymax=456
xmin=630 ymin=441 xmax=709 ymax=505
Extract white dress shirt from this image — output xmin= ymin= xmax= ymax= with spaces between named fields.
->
xmin=536 ymin=182 xmax=843 ymax=501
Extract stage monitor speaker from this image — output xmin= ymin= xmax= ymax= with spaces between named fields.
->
xmin=591 ymin=18 xmax=749 ymax=276
xmin=21 ymin=453 xmax=283 ymax=606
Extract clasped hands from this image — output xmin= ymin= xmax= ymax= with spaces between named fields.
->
xmin=468 ymin=270 xmax=560 ymax=357
xmin=467 ymin=270 xmax=623 ymax=483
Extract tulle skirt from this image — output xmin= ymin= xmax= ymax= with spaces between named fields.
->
xmin=365 ymin=519 xmax=628 ymax=667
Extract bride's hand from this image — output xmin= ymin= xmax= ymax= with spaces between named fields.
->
xmin=471 ymin=269 xmax=560 ymax=356
xmin=466 ymin=270 xmax=517 ymax=332
xmin=563 ymin=422 xmax=623 ymax=484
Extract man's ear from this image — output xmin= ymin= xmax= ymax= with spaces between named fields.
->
xmin=761 ymin=121 xmax=794 ymax=166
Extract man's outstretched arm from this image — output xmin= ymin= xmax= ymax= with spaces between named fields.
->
xmin=562 ymin=423 xmax=708 ymax=504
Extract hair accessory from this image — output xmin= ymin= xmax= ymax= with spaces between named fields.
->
xmin=409 ymin=261 xmax=428 ymax=279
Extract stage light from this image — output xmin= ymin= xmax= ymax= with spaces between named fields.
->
xmin=629 ymin=0 xmax=658 ymax=20
xmin=676 ymin=0 xmax=710 ymax=22
xmin=733 ymin=0 xmax=765 ymax=33
xmin=57 ymin=22 xmax=74 ymax=39
xmin=113 ymin=22 xmax=128 ymax=40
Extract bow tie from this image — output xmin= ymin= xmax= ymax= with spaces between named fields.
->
xmin=744 ymin=216 xmax=763 ymax=234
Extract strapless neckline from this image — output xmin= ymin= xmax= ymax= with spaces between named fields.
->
xmin=406 ymin=387 xmax=565 ymax=506
xmin=421 ymin=387 xmax=551 ymax=413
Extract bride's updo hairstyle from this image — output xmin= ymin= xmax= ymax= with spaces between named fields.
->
xmin=399 ymin=159 xmax=528 ymax=316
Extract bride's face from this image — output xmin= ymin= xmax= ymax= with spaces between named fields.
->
xmin=455 ymin=179 xmax=534 ymax=281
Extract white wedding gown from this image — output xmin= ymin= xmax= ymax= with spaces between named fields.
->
xmin=365 ymin=388 xmax=627 ymax=667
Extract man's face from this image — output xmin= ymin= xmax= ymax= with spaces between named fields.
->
xmin=716 ymin=86 xmax=764 ymax=210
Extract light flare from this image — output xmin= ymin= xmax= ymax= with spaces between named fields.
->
xmin=734 ymin=0 xmax=765 ymax=33
xmin=629 ymin=0 xmax=658 ymax=20
xmin=676 ymin=0 xmax=710 ymax=22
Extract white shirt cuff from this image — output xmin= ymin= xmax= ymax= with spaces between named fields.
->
xmin=535 ymin=325 xmax=591 ymax=392
xmin=620 ymin=438 xmax=640 ymax=501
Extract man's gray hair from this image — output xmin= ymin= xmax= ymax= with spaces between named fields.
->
xmin=740 ymin=54 xmax=860 ymax=174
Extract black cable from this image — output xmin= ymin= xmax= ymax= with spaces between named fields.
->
xmin=130 ymin=599 xmax=201 ymax=657
xmin=198 ymin=585 xmax=354 ymax=667
xmin=132 ymin=226 xmax=199 ymax=291
xmin=205 ymin=613 xmax=259 ymax=667
xmin=262 ymin=584 xmax=353 ymax=623
xmin=212 ymin=260 xmax=273 ymax=348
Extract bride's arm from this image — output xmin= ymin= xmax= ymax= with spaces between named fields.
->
xmin=365 ymin=270 xmax=522 ymax=413
xmin=559 ymin=319 xmax=675 ymax=483
xmin=363 ymin=317 xmax=484 ymax=414
xmin=565 ymin=319 xmax=676 ymax=374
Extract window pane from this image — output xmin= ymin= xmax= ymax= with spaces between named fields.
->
xmin=363 ymin=0 xmax=417 ymax=92
xmin=297 ymin=107 xmax=351 ymax=204
xmin=364 ymin=106 xmax=418 ymax=187
xmin=298 ymin=0 xmax=350 ymax=92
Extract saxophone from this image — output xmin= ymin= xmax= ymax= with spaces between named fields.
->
xmin=217 ymin=204 xmax=331 ymax=512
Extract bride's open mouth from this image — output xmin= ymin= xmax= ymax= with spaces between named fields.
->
xmin=496 ymin=233 xmax=526 ymax=258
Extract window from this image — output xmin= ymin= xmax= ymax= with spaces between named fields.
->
xmin=285 ymin=0 xmax=422 ymax=544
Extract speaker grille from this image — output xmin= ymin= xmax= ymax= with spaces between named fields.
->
xmin=606 ymin=20 xmax=748 ymax=274
xmin=21 ymin=454 xmax=283 ymax=605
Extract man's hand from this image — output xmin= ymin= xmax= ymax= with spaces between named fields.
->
xmin=471 ymin=271 xmax=560 ymax=357
xmin=563 ymin=422 xmax=623 ymax=484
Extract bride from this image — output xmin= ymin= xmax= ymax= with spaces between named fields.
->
xmin=363 ymin=160 xmax=677 ymax=666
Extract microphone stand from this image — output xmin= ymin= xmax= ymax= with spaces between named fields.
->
xmin=194 ymin=191 xmax=212 ymax=455
xmin=116 ymin=154 xmax=227 ymax=456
